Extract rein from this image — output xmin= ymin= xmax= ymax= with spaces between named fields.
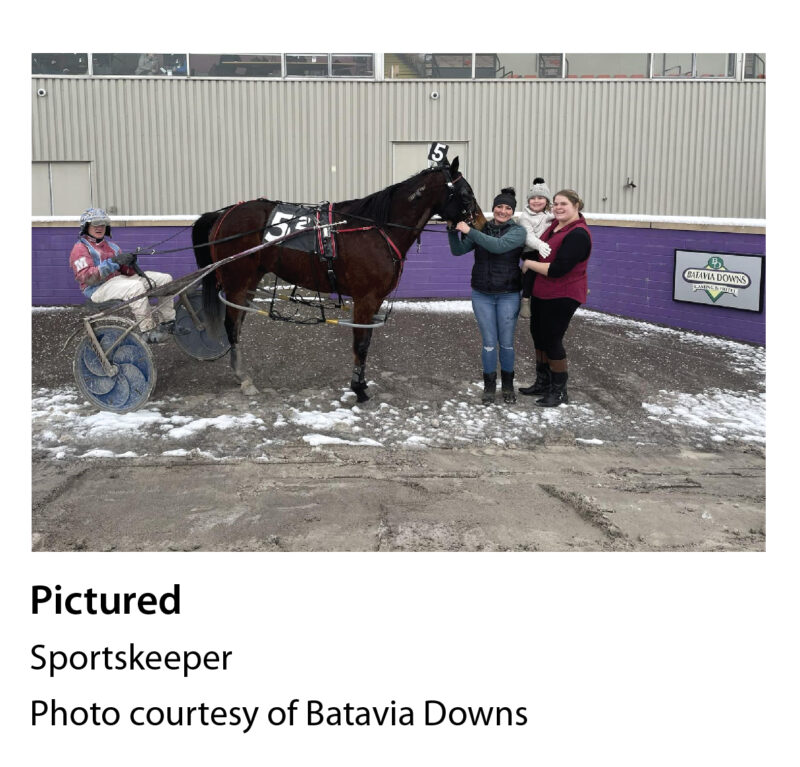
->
xmin=335 ymin=224 xmax=404 ymax=261
xmin=112 ymin=167 xmax=477 ymax=261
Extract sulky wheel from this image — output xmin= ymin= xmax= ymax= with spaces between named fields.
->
xmin=73 ymin=323 xmax=156 ymax=413
xmin=172 ymin=288 xmax=231 ymax=361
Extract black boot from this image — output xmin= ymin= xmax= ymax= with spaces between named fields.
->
xmin=482 ymin=372 xmax=497 ymax=405
xmin=536 ymin=371 xmax=569 ymax=407
xmin=519 ymin=362 xmax=551 ymax=396
xmin=501 ymin=370 xmax=516 ymax=403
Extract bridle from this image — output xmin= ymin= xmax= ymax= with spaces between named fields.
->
xmin=439 ymin=165 xmax=478 ymax=225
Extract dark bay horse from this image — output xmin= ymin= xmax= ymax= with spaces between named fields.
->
xmin=192 ymin=158 xmax=485 ymax=401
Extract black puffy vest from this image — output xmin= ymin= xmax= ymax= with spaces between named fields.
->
xmin=470 ymin=221 xmax=525 ymax=293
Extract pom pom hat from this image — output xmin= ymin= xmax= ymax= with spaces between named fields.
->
xmin=492 ymin=187 xmax=517 ymax=210
xmin=527 ymin=177 xmax=552 ymax=202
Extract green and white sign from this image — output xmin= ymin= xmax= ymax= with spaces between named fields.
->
xmin=673 ymin=250 xmax=764 ymax=312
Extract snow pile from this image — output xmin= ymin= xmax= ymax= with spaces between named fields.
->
xmin=289 ymin=406 xmax=362 ymax=430
xmin=389 ymin=300 xmax=473 ymax=314
xmin=166 ymin=413 xmax=264 ymax=439
xmin=642 ymin=389 xmax=766 ymax=443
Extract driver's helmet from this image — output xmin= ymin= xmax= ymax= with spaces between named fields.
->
xmin=79 ymin=207 xmax=111 ymax=235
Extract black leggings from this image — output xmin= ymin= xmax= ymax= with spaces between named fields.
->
xmin=521 ymin=269 xmax=535 ymax=299
xmin=530 ymin=297 xmax=580 ymax=360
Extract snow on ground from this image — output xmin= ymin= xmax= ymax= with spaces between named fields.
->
xmin=32 ymin=305 xmax=765 ymax=460
xmin=575 ymin=309 xmax=766 ymax=377
xmin=389 ymin=300 xmax=473 ymax=314
xmin=641 ymin=389 xmax=766 ymax=444
xmin=31 ymin=383 xmax=610 ymax=459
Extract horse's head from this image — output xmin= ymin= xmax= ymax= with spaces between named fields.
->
xmin=436 ymin=157 xmax=487 ymax=231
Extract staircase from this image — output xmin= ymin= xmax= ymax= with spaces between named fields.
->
xmin=384 ymin=54 xmax=425 ymax=79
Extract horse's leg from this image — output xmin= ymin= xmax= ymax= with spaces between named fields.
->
xmin=349 ymin=298 xmax=381 ymax=402
xmin=350 ymin=327 xmax=373 ymax=402
xmin=225 ymin=303 xmax=259 ymax=396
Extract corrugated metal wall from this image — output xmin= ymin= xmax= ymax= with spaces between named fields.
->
xmin=32 ymin=77 xmax=765 ymax=218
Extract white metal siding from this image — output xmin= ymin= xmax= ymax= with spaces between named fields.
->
xmin=32 ymin=78 xmax=765 ymax=218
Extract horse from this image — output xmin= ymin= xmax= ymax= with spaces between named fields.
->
xmin=192 ymin=157 xmax=486 ymax=402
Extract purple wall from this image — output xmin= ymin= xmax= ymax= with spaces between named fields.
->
xmin=33 ymin=226 xmax=199 ymax=307
xmin=33 ymin=222 xmax=765 ymax=344
xmin=584 ymin=226 xmax=765 ymax=344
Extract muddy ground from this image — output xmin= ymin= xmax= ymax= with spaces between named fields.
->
xmin=31 ymin=302 xmax=766 ymax=552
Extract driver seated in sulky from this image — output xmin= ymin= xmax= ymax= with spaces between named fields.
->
xmin=69 ymin=208 xmax=177 ymax=343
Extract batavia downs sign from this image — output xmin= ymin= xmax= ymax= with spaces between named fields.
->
xmin=673 ymin=250 xmax=764 ymax=312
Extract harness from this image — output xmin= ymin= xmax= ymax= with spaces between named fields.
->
xmin=261 ymin=200 xmax=408 ymax=301
xmin=81 ymin=236 xmax=122 ymax=262
xmin=79 ymin=237 xmax=122 ymax=297
xmin=203 ymin=166 xmax=476 ymax=325
xmin=315 ymin=203 xmax=342 ymax=302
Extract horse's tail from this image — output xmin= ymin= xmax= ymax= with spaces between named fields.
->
xmin=192 ymin=209 xmax=227 ymax=335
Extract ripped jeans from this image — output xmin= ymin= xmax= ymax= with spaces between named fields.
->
xmin=470 ymin=289 xmax=520 ymax=373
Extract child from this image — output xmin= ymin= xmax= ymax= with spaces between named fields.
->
xmin=517 ymin=178 xmax=554 ymax=319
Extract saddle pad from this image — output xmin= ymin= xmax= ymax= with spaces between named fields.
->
xmin=265 ymin=203 xmax=320 ymax=254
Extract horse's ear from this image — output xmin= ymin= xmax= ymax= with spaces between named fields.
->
xmin=451 ymin=156 xmax=460 ymax=174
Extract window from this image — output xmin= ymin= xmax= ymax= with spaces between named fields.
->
xmin=475 ymin=54 xmax=503 ymax=78
xmin=744 ymin=53 xmax=766 ymax=79
xmin=91 ymin=53 xmax=187 ymax=76
xmin=32 ymin=51 xmax=761 ymax=81
xmin=189 ymin=54 xmax=281 ymax=77
xmin=286 ymin=54 xmax=329 ymax=77
xmin=331 ymin=55 xmax=374 ymax=78
xmin=653 ymin=53 xmax=735 ymax=78
xmin=384 ymin=54 xmax=428 ymax=79
xmin=536 ymin=54 xmax=563 ymax=78
xmin=385 ymin=53 xmax=563 ymax=79
xmin=653 ymin=54 xmax=693 ymax=78
xmin=32 ymin=53 xmax=88 ymax=75
xmin=384 ymin=53 xmax=474 ymax=79
xmin=428 ymin=54 xmax=473 ymax=78
xmin=695 ymin=54 xmax=735 ymax=78
xmin=474 ymin=54 xmax=562 ymax=79
xmin=565 ymin=53 xmax=650 ymax=78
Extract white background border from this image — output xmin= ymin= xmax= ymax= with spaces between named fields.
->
xmin=11 ymin=3 xmax=795 ymax=764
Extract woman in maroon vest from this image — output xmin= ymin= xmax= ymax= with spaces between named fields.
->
xmin=518 ymin=189 xmax=592 ymax=407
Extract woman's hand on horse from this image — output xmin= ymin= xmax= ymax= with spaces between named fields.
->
xmin=455 ymin=221 xmax=471 ymax=235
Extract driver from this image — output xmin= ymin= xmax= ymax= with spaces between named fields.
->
xmin=69 ymin=208 xmax=177 ymax=343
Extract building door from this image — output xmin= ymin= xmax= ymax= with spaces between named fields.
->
xmin=32 ymin=162 xmax=92 ymax=215
xmin=392 ymin=141 xmax=468 ymax=183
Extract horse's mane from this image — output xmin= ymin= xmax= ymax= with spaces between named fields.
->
xmin=334 ymin=167 xmax=442 ymax=227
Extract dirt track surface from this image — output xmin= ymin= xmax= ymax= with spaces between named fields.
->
xmin=32 ymin=303 xmax=766 ymax=552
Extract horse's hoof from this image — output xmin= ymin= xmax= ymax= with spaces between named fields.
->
xmin=351 ymin=384 xmax=370 ymax=402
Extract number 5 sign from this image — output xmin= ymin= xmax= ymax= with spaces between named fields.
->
xmin=428 ymin=142 xmax=449 ymax=165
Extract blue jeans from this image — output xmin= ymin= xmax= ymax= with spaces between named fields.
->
xmin=471 ymin=289 xmax=520 ymax=373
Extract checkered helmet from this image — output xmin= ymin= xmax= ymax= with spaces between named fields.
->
xmin=79 ymin=208 xmax=111 ymax=233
